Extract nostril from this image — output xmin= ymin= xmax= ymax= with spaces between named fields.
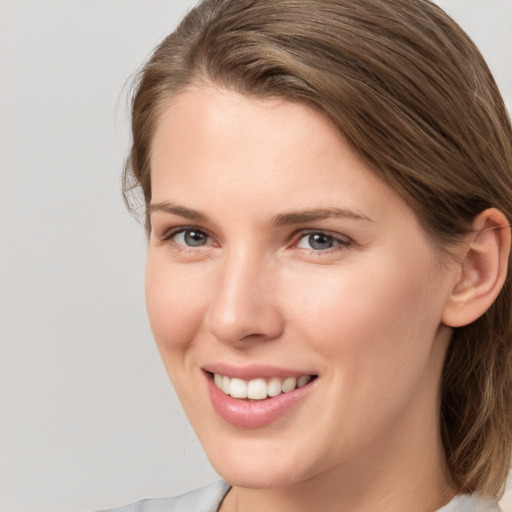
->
xmin=204 ymin=269 xmax=284 ymax=345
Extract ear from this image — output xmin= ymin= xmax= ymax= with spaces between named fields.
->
xmin=442 ymin=208 xmax=511 ymax=328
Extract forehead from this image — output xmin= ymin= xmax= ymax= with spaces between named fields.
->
xmin=149 ymin=86 xmax=416 ymax=228
xmin=151 ymin=86 xmax=339 ymax=174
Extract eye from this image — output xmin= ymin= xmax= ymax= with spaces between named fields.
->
xmin=296 ymin=231 xmax=349 ymax=251
xmin=167 ymin=228 xmax=210 ymax=247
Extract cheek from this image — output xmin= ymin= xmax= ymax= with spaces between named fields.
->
xmin=284 ymin=255 xmax=442 ymax=386
xmin=145 ymin=255 xmax=209 ymax=356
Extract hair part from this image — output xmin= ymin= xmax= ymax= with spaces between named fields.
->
xmin=124 ymin=0 xmax=512 ymax=497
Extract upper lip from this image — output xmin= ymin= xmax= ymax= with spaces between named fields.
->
xmin=202 ymin=363 xmax=316 ymax=380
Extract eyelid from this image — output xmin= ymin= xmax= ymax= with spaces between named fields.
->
xmin=294 ymin=229 xmax=351 ymax=242
xmin=291 ymin=229 xmax=352 ymax=252
xmin=159 ymin=225 xmax=214 ymax=245
xmin=156 ymin=225 xmax=351 ymax=253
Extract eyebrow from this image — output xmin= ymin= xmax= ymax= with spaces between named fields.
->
xmin=150 ymin=201 xmax=373 ymax=226
xmin=149 ymin=201 xmax=209 ymax=222
xmin=271 ymin=208 xmax=373 ymax=226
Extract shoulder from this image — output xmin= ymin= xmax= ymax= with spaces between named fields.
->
xmin=97 ymin=480 xmax=231 ymax=512
xmin=437 ymin=494 xmax=501 ymax=512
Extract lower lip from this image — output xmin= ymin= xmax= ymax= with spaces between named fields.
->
xmin=205 ymin=373 xmax=316 ymax=428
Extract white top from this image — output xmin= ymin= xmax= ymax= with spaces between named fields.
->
xmin=98 ymin=480 xmax=501 ymax=512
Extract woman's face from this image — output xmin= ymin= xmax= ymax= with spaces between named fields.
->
xmin=146 ymin=86 xmax=458 ymax=489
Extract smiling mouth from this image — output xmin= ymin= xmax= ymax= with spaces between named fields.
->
xmin=211 ymin=373 xmax=317 ymax=400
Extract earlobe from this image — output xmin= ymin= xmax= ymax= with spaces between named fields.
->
xmin=442 ymin=208 xmax=511 ymax=328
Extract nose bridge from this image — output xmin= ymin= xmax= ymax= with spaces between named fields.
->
xmin=205 ymin=244 xmax=283 ymax=345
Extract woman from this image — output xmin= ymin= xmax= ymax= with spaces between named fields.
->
xmin=107 ymin=0 xmax=512 ymax=510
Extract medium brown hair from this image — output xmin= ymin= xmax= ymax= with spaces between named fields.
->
xmin=124 ymin=0 xmax=512 ymax=497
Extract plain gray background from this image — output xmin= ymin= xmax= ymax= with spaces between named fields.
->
xmin=1 ymin=1 xmax=511 ymax=511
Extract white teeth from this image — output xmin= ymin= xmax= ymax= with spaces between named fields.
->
xmin=297 ymin=375 xmax=311 ymax=388
xmin=281 ymin=377 xmax=297 ymax=393
xmin=213 ymin=373 xmax=313 ymax=400
xmin=222 ymin=375 xmax=231 ymax=394
xmin=214 ymin=373 xmax=223 ymax=389
xmin=247 ymin=378 xmax=268 ymax=400
xmin=267 ymin=377 xmax=282 ymax=397
xmin=230 ymin=378 xmax=248 ymax=398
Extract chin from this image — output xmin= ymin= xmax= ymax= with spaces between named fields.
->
xmin=202 ymin=433 xmax=320 ymax=489
xmin=212 ymin=460 xmax=305 ymax=489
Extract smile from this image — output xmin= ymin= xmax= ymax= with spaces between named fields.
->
xmin=213 ymin=373 xmax=314 ymax=400
xmin=206 ymin=370 xmax=318 ymax=428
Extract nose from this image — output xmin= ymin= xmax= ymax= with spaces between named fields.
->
xmin=204 ymin=249 xmax=284 ymax=347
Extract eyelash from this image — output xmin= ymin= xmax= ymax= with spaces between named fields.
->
xmin=294 ymin=230 xmax=351 ymax=255
xmin=159 ymin=226 xmax=352 ymax=255
xmin=160 ymin=226 xmax=214 ymax=251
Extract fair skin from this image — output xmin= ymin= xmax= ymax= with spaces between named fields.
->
xmin=145 ymin=86 xmax=507 ymax=512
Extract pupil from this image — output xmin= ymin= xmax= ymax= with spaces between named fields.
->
xmin=309 ymin=233 xmax=334 ymax=250
xmin=184 ymin=230 xmax=206 ymax=246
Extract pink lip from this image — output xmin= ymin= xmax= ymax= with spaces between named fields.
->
xmin=203 ymin=370 xmax=317 ymax=429
xmin=203 ymin=363 xmax=314 ymax=380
